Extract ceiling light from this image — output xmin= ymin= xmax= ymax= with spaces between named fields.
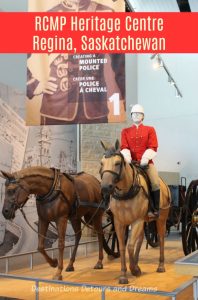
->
xmin=152 ymin=55 xmax=163 ymax=69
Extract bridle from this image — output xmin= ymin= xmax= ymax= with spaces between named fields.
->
xmin=4 ymin=169 xmax=73 ymax=239
xmin=5 ymin=177 xmax=30 ymax=210
xmin=100 ymin=151 xmax=149 ymax=201
xmin=100 ymin=152 xmax=125 ymax=183
xmin=5 ymin=168 xmax=63 ymax=211
xmin=5 ymin=170 xmax=106 ymax=239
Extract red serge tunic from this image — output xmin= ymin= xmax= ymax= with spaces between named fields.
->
xmin=121 ymin=124 xmax=158 ymax=163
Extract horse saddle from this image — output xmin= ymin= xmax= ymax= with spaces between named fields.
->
xmin=130 ymin=163 xmax=157 ymax=213
xmin=131 ymin=162 xmax=152 ymax=192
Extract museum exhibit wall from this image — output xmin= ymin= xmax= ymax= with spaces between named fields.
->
xmin=0 ymin=2 xmax=78 ymax=255
xmin=137 ymin=54 xmax=198 ymax=185
xmin=80 ymin=54 xmax=137 ymax=177
xmin=0 ymin=84 xmax=78 ymax=257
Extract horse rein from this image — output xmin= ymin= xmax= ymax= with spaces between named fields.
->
xmin=100 ymin=152 xmax=125 ymax=183
xmin=113 ymin=162 xmax=143 ymax=200
xmin=100 ymin=151 xmax=149 ymax=201
xmin=5 ymin=168 xmax=60 ymax=210
xmin=5 ymin=170 xmax=61 ymax=239
xmin=6 ymin=170 xmax=106 ymax=240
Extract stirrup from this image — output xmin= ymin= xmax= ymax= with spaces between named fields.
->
xmin=147 ymin=211 xmax=156 ymax=218
xmin=148 ymin=211 xmax=159 ymax=218
xmin=153 ymin=211 xmax=160 ymax=218
xmin=105 ymin=207 xmax=112 ymax=215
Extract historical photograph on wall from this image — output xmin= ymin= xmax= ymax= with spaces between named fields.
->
xmin=26 ymin=0 xmax=126 ymax=125
xmin=0 ymin=82 xmax=77 ymax=257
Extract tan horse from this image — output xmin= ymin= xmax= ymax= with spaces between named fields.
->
xmin=1 ymin=166 xmax=104 ymax=280
xmin=100 ymin=140 xmax=171 ymax=284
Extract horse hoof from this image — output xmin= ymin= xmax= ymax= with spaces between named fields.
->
xmin=119 ymin=277 xmax=128 ymax=284
xmin=53 ymin=274 xmax=62 ymax=280
xmin=65 ymin=266 xmax=74 ymax=272
xmin=94 ymin=263 xmax=103 ymax=269
xmin=51 ymin=258 xmax=58 ymax=268
xmin=131 ymin=266 xmax=142 ymax=277
xmin=157 ymin=267 xmax=165 ymax=273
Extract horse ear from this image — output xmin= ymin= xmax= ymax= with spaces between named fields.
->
xmin=100 ymin=140 xmax=108 ymax=151
xmin=0 ymin=170 xmax=13 ymax=180
xmin=115 ymin=139 xmax=120 ymax=151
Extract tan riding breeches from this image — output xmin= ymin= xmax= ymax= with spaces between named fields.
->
xmin=145 ymin=164 xmax=160 ymax=191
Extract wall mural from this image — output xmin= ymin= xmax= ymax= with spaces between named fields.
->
xmin=0 ymin=82 xmax=77 ymax=257
xmin=26 ymin=0 xmax=126 ymax=125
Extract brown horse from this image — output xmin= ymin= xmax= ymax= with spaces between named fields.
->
xmin=1 ymin=166 xmax=104 ymax=280
xmin=100 ymin=140 xmax=170 ymax=284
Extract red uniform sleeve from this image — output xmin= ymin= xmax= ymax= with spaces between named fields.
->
xmin=121 ymin=129 xmax=130 ymax=150
xmin=148 ymin=127 xmax=158 ymax=151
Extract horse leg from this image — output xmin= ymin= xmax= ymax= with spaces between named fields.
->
xmin=65 ymin=217 xmax=81 ymax=272
xmin=114 ymin=219 xmax=128 ymax=284
xmin=156 ymin=212 xmax=168 ymax=273
xmin=37 ymin=219 xmax=58 ymax=268
xmin=128 ymin=220 xmax=144 ymax=276
xmin=92 ymin=214 xmax=103 ymax=269
xmin=53 ymin=217 xmax=67 ymax=280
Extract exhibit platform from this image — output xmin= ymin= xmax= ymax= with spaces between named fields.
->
xmin=0 ymin=231 xmax=195 ymax=300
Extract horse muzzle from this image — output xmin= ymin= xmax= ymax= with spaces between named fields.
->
xmin=101 ymin=183 xmax=114 ymax=199
xmin=2 ymin=206 xmax=15 ymax=220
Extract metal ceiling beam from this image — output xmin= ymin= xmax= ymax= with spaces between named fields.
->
xmin=150 ymin=54 xmax=183 ymax=98
xmin=176 ymin=0 xmax=191 ymax=12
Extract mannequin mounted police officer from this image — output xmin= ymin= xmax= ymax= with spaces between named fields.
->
xmin=120 ymin=104 xmax=160 ymax=218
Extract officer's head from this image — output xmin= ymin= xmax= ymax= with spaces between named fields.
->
xmin=131 ymin=104 xmax=144 ymax=125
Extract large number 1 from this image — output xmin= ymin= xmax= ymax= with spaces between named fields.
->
xmin=109 ymin=93 xmax=120 ymax=115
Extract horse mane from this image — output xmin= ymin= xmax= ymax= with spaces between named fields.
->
xmin=75 ymin=171 xmax=85 ymax=176
xmin=13 ymin=166 xmax=54 ymax=180
xmin=62 ymin=172 xmax=74 ymax=182
xmin=104 ymin=146 xmax=119 ymax=158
